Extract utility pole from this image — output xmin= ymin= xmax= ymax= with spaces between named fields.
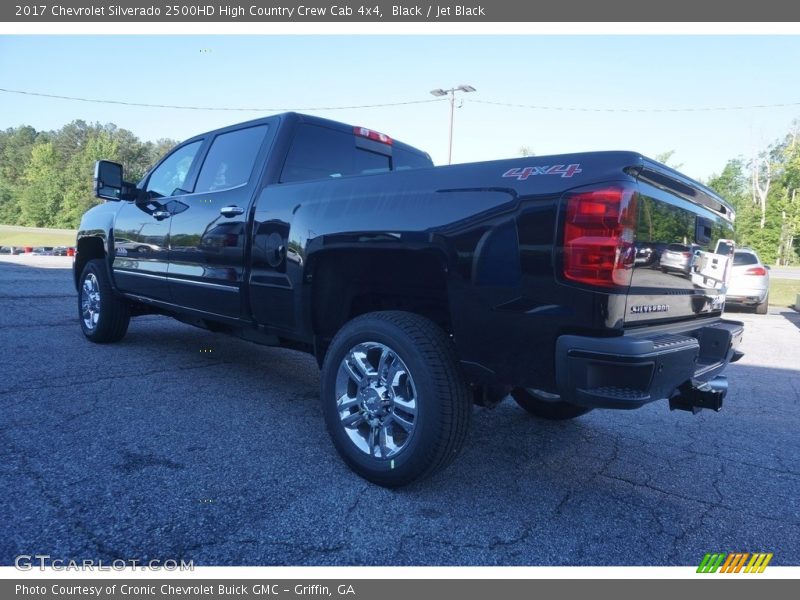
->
xmin=430 ymin=85 xmax=476 ymax=165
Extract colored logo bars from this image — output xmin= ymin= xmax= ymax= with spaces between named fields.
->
xmin=697 ymin=552 xmax=773 ymax=573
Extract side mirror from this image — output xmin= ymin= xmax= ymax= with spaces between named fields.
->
xmin=94 ymin=160 xmax=123 ymax=201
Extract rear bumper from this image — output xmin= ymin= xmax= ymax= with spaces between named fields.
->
xmin=555 ymin=319 xmax=744 ymax=409
xmin=726 ymin=290 xmax=768 ymax=306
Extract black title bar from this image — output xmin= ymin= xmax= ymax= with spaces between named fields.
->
xmin=3 ymin=0 xmax=800 ymax=22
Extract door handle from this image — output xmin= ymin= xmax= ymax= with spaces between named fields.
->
xmin=220 ymin=205 xmax=245 ymax=218
xmin=153 ymin=210 xmax=171 ymax=221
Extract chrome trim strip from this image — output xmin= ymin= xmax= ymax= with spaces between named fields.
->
xmin=114 ymin=269 xmax=168 ymax=281
xmin=167 ymin=277 xmax=239 ymax=292
xmin=115 ymin=268 xmax=239 ymax=292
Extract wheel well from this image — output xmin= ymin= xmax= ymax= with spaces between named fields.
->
xmin=310 ymin=249 xmax=450 ymax=364
xmin=74 ymin=236 xmax=106 ymax=291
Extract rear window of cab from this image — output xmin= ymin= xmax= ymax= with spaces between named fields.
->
xmin=280 ymin=123 xmax=431 ymax=183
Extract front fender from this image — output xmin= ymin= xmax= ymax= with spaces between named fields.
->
xmin=74 ymin=202 xmax=122 ymax=291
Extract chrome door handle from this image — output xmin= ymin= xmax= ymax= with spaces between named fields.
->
xmin=153 ymin=210 xmax=171 ymax=221
xmin=220 ymin=205 xmax=245 ymax=217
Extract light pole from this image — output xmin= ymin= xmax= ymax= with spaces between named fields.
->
xmin=430 ymin=84 xmax=476 ymax=165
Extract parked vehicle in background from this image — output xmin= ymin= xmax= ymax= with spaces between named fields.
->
xmin=31 ymin=247 xmax=54 ymax=256
xmin=726 ymin=249 xmax=770 ymax=314
xmin=53 ymin=247 xmax=71 ymax=256
xmin=634 ymin=243 xmax=656 ymax=266
xmin=114 ymin=237 xmax=161 ymax=254
xmin=660 ymin=243 xmax=697 ymax=274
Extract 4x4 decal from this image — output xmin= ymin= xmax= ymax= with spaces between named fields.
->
xmin=502 ymin=164 xmax=583 ymax=180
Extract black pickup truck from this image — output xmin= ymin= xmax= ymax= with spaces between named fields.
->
xmin=76 ymin=112 xmax=743 ymax=486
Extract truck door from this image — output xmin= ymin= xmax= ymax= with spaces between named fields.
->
xmin=166 ymin=123 xmax=272 ymax=318
xmin=112 ymin=139 xmax=204 ymax=302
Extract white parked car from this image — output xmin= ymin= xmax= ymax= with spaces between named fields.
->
xmin=726 ymin=249 xmax=770 ymax=314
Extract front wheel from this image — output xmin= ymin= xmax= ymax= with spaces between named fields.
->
xmin=320 ymin=311 xmax=471 ymax=487
xmin=511 ymin=388 xmax=593 ymax=420
xmin=78 ymin=259 xmax=130 ymax=343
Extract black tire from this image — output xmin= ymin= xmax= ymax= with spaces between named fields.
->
xmin=755 ymin=294 xmax=769 ymax=315
xmin=320 ymin=311 xmax=471 ymax=487
xmin=78 ymin=259 xmax=130 ymax=343
xmin=511 ymin=388 xmax=593 ymax=420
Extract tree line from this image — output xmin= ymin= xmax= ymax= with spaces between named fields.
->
xmin=0 ymin=120 xmax=175 ymax=229
xmin=706 ymin=125 xmax=800 ymax=265
xmin=0 ymin=119 xmax=798 ymax=264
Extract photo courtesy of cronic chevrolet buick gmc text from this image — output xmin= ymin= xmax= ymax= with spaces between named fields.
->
xmin=74 ymin=113 xmax=744 ymax=486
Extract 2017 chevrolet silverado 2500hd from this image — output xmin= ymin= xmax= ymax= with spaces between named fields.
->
xmin=75 ymin=112 xmax=744 ymax=486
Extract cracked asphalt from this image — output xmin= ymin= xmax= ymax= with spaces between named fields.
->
xmin=1 ymin=255 xmax=799 ymax=566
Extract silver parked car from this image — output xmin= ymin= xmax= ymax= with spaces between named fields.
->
xmin=660 ymin=243 xmax=697 ymax=275
xmin=726 ymin=249 xmax=770 ymax=314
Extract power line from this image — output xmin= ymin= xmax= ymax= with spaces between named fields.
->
xmin=0 ymin=87 xmax=446 ymax=112
xmin=468 ymin=98 xmax=800 ymax=113
xmin=2 ymin=86 xmax=800 ymax=114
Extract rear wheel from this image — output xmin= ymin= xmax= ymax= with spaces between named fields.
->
xmin=320 ymin=311 xmax=471 ymax=487
xmin=755 ymin=294 xmax=769 ymax=315
xmin=78 ymin=259 xmax=130 ymax=343
xmin=511 ymin=388 xmax=592 ymax=420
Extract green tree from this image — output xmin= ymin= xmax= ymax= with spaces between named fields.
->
xmin=20 ymin=141 xmax=64 ymax=227
xmin=770 ymin=127 xmax=800 ymax=264
xmin=707 ymin=157 xmax=781 ymax=262
xmin=0 ymin=125 xmax=40 ymax=222
xmin=58 ymin=127 xmax=121 ymax=227
xmin=655 ymin=150 xmax=684 ymax=170
xmin=0 ymin=121 xmax=177 ymax=229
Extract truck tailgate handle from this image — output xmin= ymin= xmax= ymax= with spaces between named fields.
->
xmin=220 ymin=205 xmax=245 ymax=217
xmin=152 ymin=210 xmax=171 ymax=221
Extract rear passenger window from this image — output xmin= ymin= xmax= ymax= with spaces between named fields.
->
xmin=195 ymin=125 xmax=268 ymax=193
xmin=281 ymin=124 xmax=390 ymax=183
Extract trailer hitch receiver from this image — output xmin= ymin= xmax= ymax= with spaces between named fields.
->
xmin=669 ymin=376 xmax=727 ymax=414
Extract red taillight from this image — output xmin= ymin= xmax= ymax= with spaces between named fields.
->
xmin=745 ymin=266 xmax=767 ymax=276
xmin=563 ymin=185 xmax=638 ymax=287
xmin=354 ymin=126 xmax=392 ymax=145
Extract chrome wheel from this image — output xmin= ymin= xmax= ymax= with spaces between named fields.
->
xmin=335 ymin=342 xmax=417 ymax=459
xmin=80 ymin=273 xmax=101 ymax=331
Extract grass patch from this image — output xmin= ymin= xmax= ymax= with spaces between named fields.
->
xmin=0 ymin=225 xmax=76 ymax=247
xmin=770 ymin=278 xmax=800 ymax=308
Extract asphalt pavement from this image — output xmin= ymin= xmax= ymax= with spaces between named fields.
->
xmin=1 ymin=255 xmax=798 ymax=566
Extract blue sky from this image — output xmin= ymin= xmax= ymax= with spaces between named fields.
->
xmin=1 ymin=35 xmax=799 ymax=181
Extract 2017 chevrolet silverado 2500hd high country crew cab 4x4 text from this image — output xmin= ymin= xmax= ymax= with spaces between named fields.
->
xmin=76 ymin=113 xmax=744 ymax=486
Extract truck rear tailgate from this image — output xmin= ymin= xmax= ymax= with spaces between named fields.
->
xmin=626 ymin=161 xmax=735 ymax=326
